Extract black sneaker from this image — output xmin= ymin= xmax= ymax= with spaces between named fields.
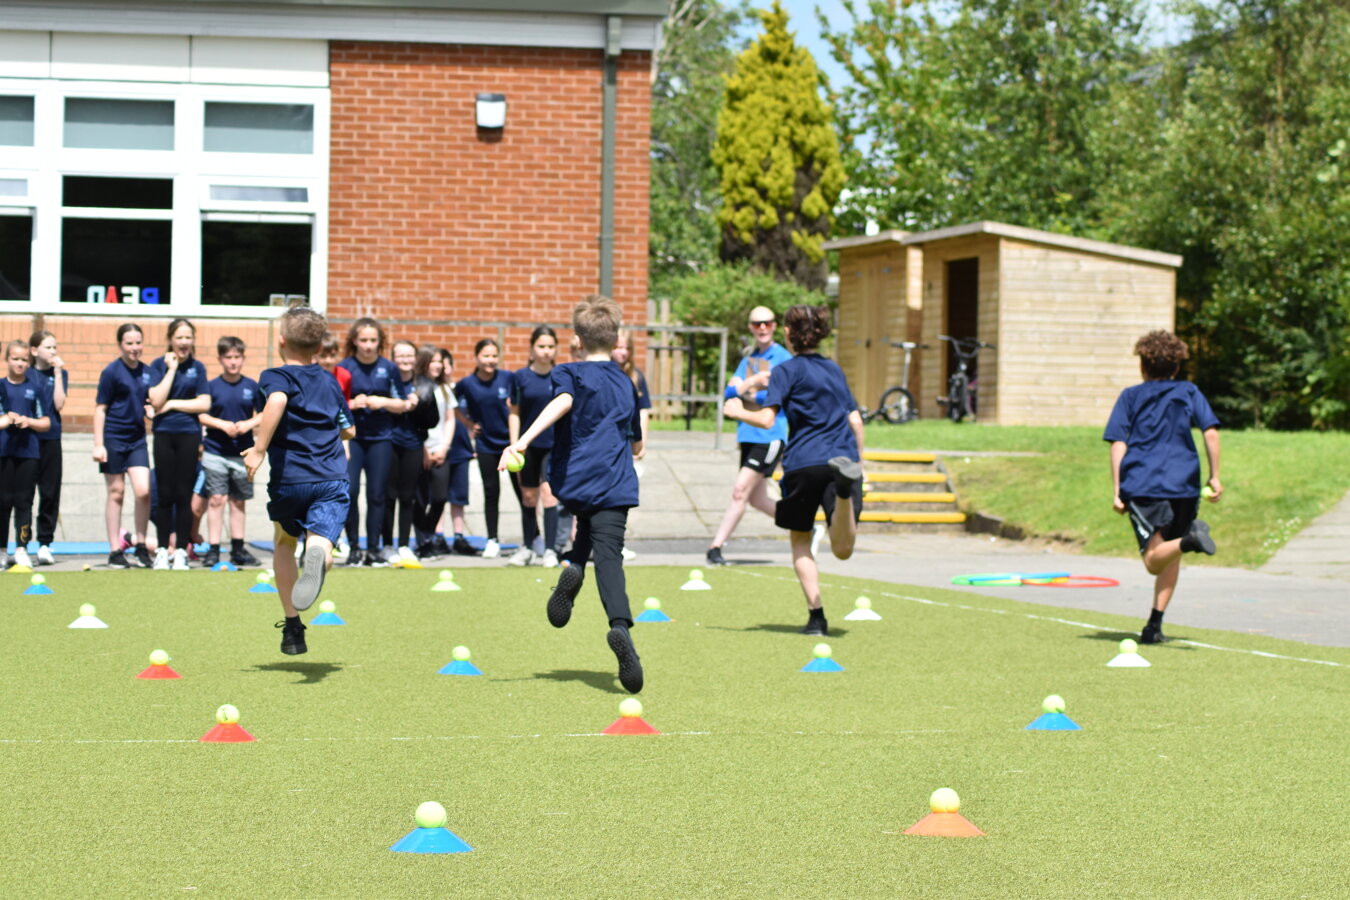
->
xmin=201 ymin=547 xmax=220 ymax=568
xmin=706 ymin=546 xmax=727 ymax=566
xmin=433 ymin=535 xmax=452 ymax=556
xmin=341 ymin=549 xmax=365 ymax=566
xmin=547 ymin=563 xmax=584 ymax=628
xmin=231 ymin=548 xmax=261 ymax=567
xmin=277 ymin=618 xmax=308 ymax=655
xmin=133 ymin=545 xmax=153 ymax=569
xmin=800 ymin=611 xmax=829 ymax=636
xmin=416 ymin=541 xmax=438 ymax=560
xmin=1180 ymin=520 xmax=1216 ymax=555
xmin=1140 ymin=622 xmax=1168 ymax=644
xmin=452 ymin=535 xmax=475 ymax=556
xmin=292 ymin=543 xmax=329 ymax=612
xmin=363 ymin=551 xmax=390 ymax=568
xmin=607 ymin=624 xmax=644 ymax=694
xmin=107 ymin=550 xmax=132 ymax=569
xmin=828 ymin=456 xmax=863 ymax=494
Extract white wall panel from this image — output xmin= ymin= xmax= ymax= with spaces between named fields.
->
xmin=51 ymin=32 xmax=189 ymax=82
xmin=0 ymin=30 xmax=50 ymax=79
xmin=190 ymin=37 xmax=328 ymax=88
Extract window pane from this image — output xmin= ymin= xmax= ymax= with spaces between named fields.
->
xmin=64 ymin=98 xmax=175 ymax=150
xmin=64 ymin=176 xmax=173 ymax=210
xmin=201 ymin=221 xmax=310 ymax=305
xmin=61 ymin=219 xmax=171 ymax=304
xmin=0 ymin=96 xmax=35 ymax=147
xmin=209 ymin=185 xmax=308 ymax=203
xmin=0 ymin=179 xmax=27 ymax=198
xmin=204 ymin=103 xmax=313 ymax=154
xmin=0 ymin=216 xmax=32 ymax=300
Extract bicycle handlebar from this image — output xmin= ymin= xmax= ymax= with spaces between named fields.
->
xmin=938 ymin=334 xmax=996 ymax=351
xmin=888 ymin=340 xmax=930 ymax=350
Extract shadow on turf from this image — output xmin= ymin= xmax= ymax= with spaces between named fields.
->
xmin=249 ymin=661 xmax=344 ymax=683
xmin=703 ymin=623 xmax=850 ymax=637
xmin=518 ymin=669 xmax=626 ymax=694
xmin=1079 ymin=630 xmax=1196 ymax=650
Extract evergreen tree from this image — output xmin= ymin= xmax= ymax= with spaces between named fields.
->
xmin=713 ymin=1 xmax=845 ymax=289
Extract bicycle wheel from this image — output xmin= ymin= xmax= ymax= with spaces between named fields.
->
xmin=947 ymin=374 xmax=969 ymax=422
xmin=879 ymin=387 xmax=915 ymax=424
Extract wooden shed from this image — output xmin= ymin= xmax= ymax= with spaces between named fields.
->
xmin=826 ymin=222 xmax=1182 ymax=426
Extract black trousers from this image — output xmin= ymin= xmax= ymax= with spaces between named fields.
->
xmin=153 ymin=433 xmax=199 ymax=548
xmin=0 ymin=456 xmax=39 ymax=550
xmin=415 ymin=457 xmax=450 ymax=546
xmin=565 ymin=506 xmax=633 ymax=627
xmin=475 ymin=453 xmax=502 ymax=540
xmin=382 ymin=444 xmax=423 ymax=547
xmin=36 ymin=438 xmax=61 ymax=545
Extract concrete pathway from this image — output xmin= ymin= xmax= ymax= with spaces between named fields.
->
xmin=1259 ymin=489 xmax=1350 ymax=581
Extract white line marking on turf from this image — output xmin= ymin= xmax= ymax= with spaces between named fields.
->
xmin=0 ymin=729 xmax=950 ymax=745
xmin=729 ymin=569 xmax=1349 ymax=669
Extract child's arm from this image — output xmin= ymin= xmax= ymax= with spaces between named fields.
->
xmin=243 ymin=392 xmax=289 ymax=480
xmin=722 ymin=396 xmax=777 ymax=430
xmin=24 ymin=413 xmax=51 ymax=433
xmin=508 ymin=404 xmax=521 ymax=445
xmin=499 ymin=393 xmax=572 ymax=469
xmin=92 ymin=404 xmax=107 ymax=461
xmin=236 ymin=413 xmax=262 ymax=435
xmin=199 ymin=413 xmax=236 ymax=436
xmin=147 ymin=356 xmax=176 ymax=408
xmin=162 ymin=391 xmax=211 ymax=415
xmin=52 ymin=365 xmax=67 ymax=411
xmin=1109 ymin=441 xmax=1127 ymax=514
xmin=1202 ymin=427 xmax=1222 ymax=501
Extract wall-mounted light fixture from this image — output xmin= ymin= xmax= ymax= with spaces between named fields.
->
xmin=475 ymin=93 xmax=506 ymax=129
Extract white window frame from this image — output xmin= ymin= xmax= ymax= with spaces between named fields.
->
xmin=0 ymin=77 xmax=329 ymax=318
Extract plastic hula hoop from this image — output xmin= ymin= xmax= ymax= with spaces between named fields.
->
xmin=952 ymin=572 xmax=1070 ymax=586
xmin=1020 ymin=575 xmax=1120 ymax=588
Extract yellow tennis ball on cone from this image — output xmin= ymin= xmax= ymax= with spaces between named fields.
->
xmin=415 ymin=801 xmax=447 ymax=829
xmin=619 ymin=698 xmax=643 ymax=718
xmin=149 ymin=649 xmax=169 ymax=666
xmin=930 ymin=787 xmax=960 ymax=813
xmin=1042 ymin=694 xmax=1066 ymax=714
xmin=1119 ymin=638 xmax=1139 ymax=654
xmin=319 ymin=600 xmax=336 ymax=613
xmin=813 ymin=643 xmax=832 ymax=659
xmin=452 ymin=645 xmax=471 ymax=662
xmin=216 ymin=704 xmax=240 ymax=724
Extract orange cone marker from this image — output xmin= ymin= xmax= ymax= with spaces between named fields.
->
xmin=602 ymin=698 xmax=660 ymax=735
xmin=136 ymin=649 xmax=180 ymax=679
xmin=200 ymin=704 xmax=256 ymax=743
xmin=903 ymin=788 xmax=985 ymax=837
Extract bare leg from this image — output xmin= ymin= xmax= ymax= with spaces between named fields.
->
xmin=1153 ymin=556 xmax=1181 ymax=612
xmin=206 ymin=494 xmax=226 ymax=545
xmin=710 ymin=468 xmax=769 ymax=549
xmin=104 ymin=473 xmax=125 ymax=548
xmin=126 ymin=466 xmax=151 ymax=545
xmin=789 ymin=528 xmax=822 ymax=610
xmin=747 ymin=475 xmax=776 ymax=517
xmin=191 ymin=493 xmax=206 ymax=543
xmin=229 ymin=497 xmax=247 ymax=541
xmin=450 ymin=504 xmax=468 ymax=536
xmin=1142 ymin=531 xmax=1184 ymax=576
xmin=828 ymin=493 xmax=857 ymax=560
xmin=273 ymin=525 xmax=299 ymax=617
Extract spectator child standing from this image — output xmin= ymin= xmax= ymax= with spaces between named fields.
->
xmin=94 ymin=323 xmax=154 ymax=568
xmin=28 ymin=330 xmax=67 ymax=566
xmin=381 ymin=339 xmax=428 ymax=566
xmin=147 ymin=318 xmax=210 ymax=570
xmin=456 ymin=338 xmax=512 ymax=559
xmin=244 ymin=307 xmax=355 ymax=655
xmin=503 ymin=295 xmax=645 ymax=693
xmin=1105 ymin=330 xmax=1222 ymax=644
xmin=0 ymin=341 xmax=51 ymax=570
xmin=507 ymin=326 xmax=561 ymax=567
xmin=199 ymin=336 xmax=264 ymax=568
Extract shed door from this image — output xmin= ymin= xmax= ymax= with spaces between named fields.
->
xmin=945 ymin=257 xmax=980 ymax=384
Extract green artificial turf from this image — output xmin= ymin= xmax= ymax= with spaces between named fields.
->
xmin=3 ymin=567 xmax=1347 ymax=898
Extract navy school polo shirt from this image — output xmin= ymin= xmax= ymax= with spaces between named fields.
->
xmin=147 ymin=356 xmax=209 ymax=435
xmin=0 ymin=375 xmax=49 ymax=460
xmin=204 ymin=374 xmax=264 ymax=457
xmin=95 ymin=358 xmax=153 ymax=448
xmin=258 ymin=364 xmax=353 ymax=485
xmin=338 ymin=356 xmax=410 ymax=442
xmin=763 ymin=353 xmax=859 ymax=472
xmin=390 ymin=374 xmax=424 ymax=450
xmin=1103 ymin=379 xmax=1220 ymax=499
xmin=456 ymin=370 xmax=513 ymax=453
xmin=29 ymin=366 xmax=67 ymax=443
xmin=549 ymin=361 xmax=641 ymax=512
xmin=510 ymin=366 xmax=555 ymax=449
xmin=449 ymin=393 xmax=475 ymax=463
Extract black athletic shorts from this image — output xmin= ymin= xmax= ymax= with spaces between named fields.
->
xmin=1125 ymin=496 xmax=1199 ymax=554
xmin=739 ymin=440 xmax=784 ymax=475
xmin=520 ymin=446 xmax=552 ymax=489
xmin=775 ymin=465 xmax=864 ymax=533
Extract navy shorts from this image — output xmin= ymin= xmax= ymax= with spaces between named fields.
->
xmin=268 ymin=479 xmax=351 ymax=543
xmin=447 ymin=459 xmax=471 ymax=507
xmin=99 ymin=441 xmax=149 ymax=475
xmin=775 ymin=464 xmax=864 ymax=533
xmin=520 ymin=446 xmax=552 ymax=489
xmin=739 ymin=440 xmax=784 ymax=475
xmin=1125 ymin=497 xmax=1199 ymax=554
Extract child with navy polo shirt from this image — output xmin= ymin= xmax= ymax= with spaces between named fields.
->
xmin=244 ymin=307 xmax=355 ymax=656
xmin=94 ymin=323 xmax=155 ymax=569
xmin=0 ymin=341 xmax=52 ymax=570
xmin=28 ymin=330 xmax=67 ymax=567
xmin=1105 ymin=330 xmax=1222 ymax=644
xmin=723 ymin=305 xmax=865 ymax=637
xmin=199 ymin=336 xmax=264 ymax=569
xmin=147 ymin=318 xmax=211 ymax=570
xmin=507 ymin=326 xmax=561 ymax=567
xmin=457 ymin=338 xmax=513 ymax=559
xmin=502 ymin=295 xmax=645 ymax=693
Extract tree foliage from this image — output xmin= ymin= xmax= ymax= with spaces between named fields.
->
xmin=713 ymin=1 xmax=845 ymax=289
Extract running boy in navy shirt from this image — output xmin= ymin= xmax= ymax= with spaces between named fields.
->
xmin=501 ymin=295 xmax=644 ymax=693
xmin=244 ymin=308 xmax=355 ymax=655
xmin=200 ymin=336 xmax=263 ymax=569
xmin=1104 ymin=330 xmax=1222 ymax=644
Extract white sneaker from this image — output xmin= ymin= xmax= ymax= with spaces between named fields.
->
xmin=0 ymin=552 xmax=8 ymax=570
xmin=531 ymin=536 xmax=546 ymax=557
xmin=171 ymin=548 xmax=189 ymax=570
xmin=37 ymin=545 xmax=55 ymax=566
xmin=13 ymin=547 xmax=32 ymax=569
xmin=621 ymin=547 xmax=636 ymax=561
xmin=540 ymin=549 xmax=559 ymax=568
xmin=811 ymin=523 xmax=826 ymax=557
xmin=507 ymin=546 xmax=533 ymax=567
xmin=481 ymin=538 xmax=501 ymax=559
xmin=397 ymin=545 xmax=423 ymax=568
xmin=379 ymin=545 xmax=401 ymax=567
xmin=152 ymin=548 xmax=170 ymax=570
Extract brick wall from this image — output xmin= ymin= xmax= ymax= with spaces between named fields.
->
xmin=327 ymin=41 xmax=652 ymax=372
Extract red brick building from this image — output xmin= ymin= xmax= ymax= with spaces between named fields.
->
xmin=0 ymin=1 xmax=663 ymax=428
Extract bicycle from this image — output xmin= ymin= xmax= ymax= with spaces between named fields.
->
xmin=936 ymin=335 xmax=995 ymax=423
xmin=860 ymin=340 xmax=927 ymax=424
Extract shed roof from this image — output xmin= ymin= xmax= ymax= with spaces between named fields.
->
xmin=825 ymin=221 xmax=1182 ymax=268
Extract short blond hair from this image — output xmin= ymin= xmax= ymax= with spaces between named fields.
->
xmin=280 ymin=307 xmax=329 ymax=355
xmin=573 ymin=294 xmax=622 ymax=353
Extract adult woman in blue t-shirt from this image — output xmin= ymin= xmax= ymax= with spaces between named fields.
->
xmin=339 ymin=317 xmax=415 ymax=566
xmin=147 ymin=318 xmax=211 ymax=570
xmin=455 ymin=338 xmax=512 ymax=559
xmin=93 ymin=323 xmax=154 ymax=569
xmin=507 ymin=326 xmax=561 ymax=567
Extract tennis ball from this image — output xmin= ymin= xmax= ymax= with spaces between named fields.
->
xmin=855 ymin=595 xmax=872 ymax=610
xmin=415 ymin=800 xmax=447 ymax=829
xmin=82 ymin=564 xmax=91 ymax=571
xmin=504 ymin=449 xmax=524 ymax=472
xmin=688 ymin=568 xmax=704 ymax=581
xmin=319 ymin=600 xmax=336 ymax=613
xmin=451 ymin=645 xmax=471 ymax=662
xmin=813 ymin=642 xmax=832 ymax=659
xmin=216 ymin=704 xmax=240 ymax=724
xmin=1042 ymin=694 xmax=1066 ymax=714
xmin=31 ymin=573 xmax=45 ymax=586
xmin=79 ymin=603 xmax=95 ymax=616
xmin=255 ymin=572 xmax=271 ymax=584
xmin=1201 ymin=485 xmax=1216 ymax=499
xmin=1119 ymin=638 xmax=1139 ymax=654
xmin=149 ymin=649 xmax=169 ymax=666
xmin=930 ymin=787 xmax=960 ymax=813
xmin=618 ymin=697 xmax=643 ymax=718
xmin=644 ymin=597 xmax=661 ymax=610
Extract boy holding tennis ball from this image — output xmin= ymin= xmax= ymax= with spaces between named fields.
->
xmin=1105 ymin=330 xmax=1222 ymax=644
xmin=244 ymin=308 xmax=355 ymax=655
xmin=499 ymin=295 xmax=644 ymax=693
